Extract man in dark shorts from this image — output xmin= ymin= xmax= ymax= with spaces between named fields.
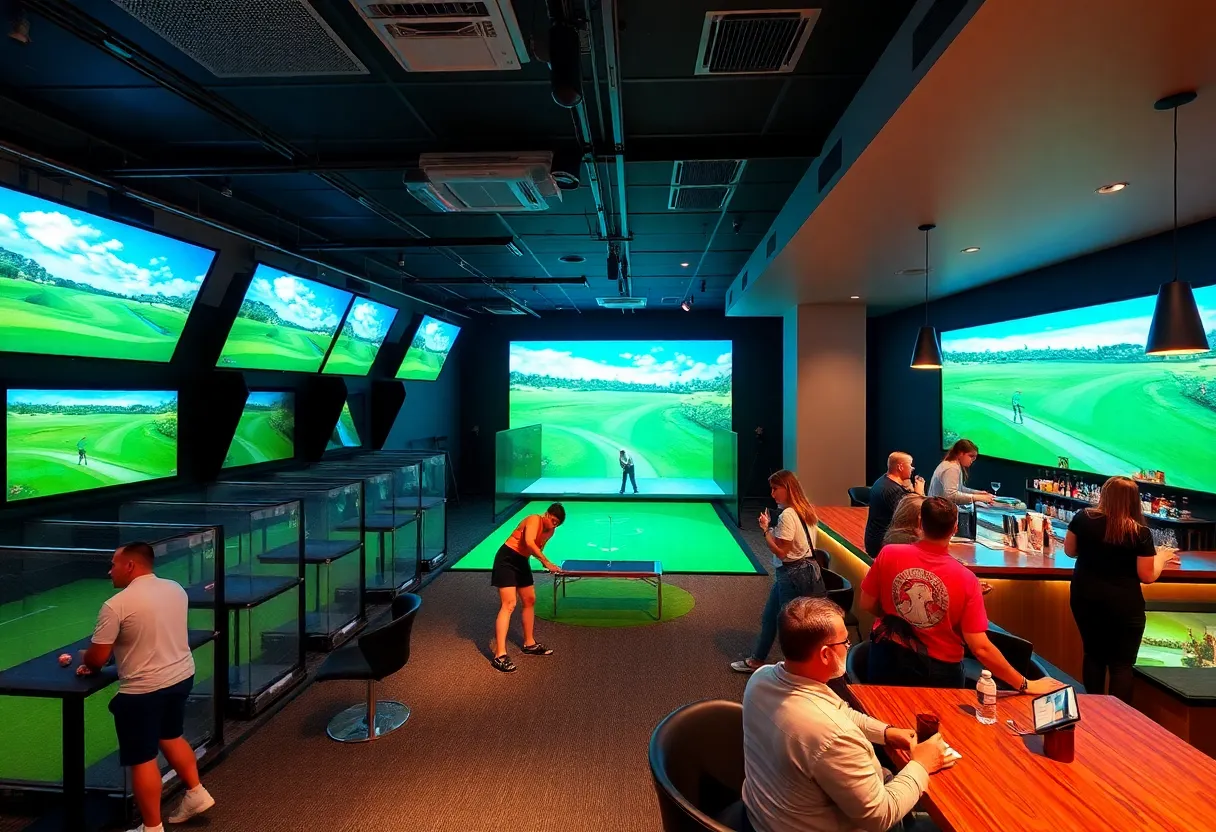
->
xmin=76 ymin=542 xmax=214 ymax=831
xmin=490 ymin=503 xmax=565 ymax=673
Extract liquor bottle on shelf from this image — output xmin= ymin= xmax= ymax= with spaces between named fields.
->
xmin=1181 ymin=497 xmax=1192 ymax=520
xmin=1142 ymin=492 xmax=1152 ymax=515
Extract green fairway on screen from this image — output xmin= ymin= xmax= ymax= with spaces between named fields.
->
xmin=222 ymin=392 xmax=295 ymax=469
xmin=216 ymin=265 xmax=352 ymax=373
xmin=0 ymin=185 xmax=216 ymax=362
xmin=509 ymin=340 xmax=732 ymax=480
xmin=1137 ymin=611 xmax=1216 ymax=667
xmin=941 ymin=286 xmax=1216 ymax=493
xmin=6 ymin=389 xmax=178 ymax=502
xmin=321 ymin=297 xmax=398 ymax=376
xmin=396 ymin=315 xmax=460 ymax=381
xmin=327 ymin=401 xmax=361 ymax=450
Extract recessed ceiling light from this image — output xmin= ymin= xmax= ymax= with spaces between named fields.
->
xmin=849 ymin=295 xmax=860 ymax=300
xmin=961 ymin=246 xmax=981 ymax=253
xmin=1096 ymin=182 xmax=1128 ymax=194
xmin=559 ymin=254 xmax=586 ymax=263
xmin=680 ymin=262 xmax=690 ymax=267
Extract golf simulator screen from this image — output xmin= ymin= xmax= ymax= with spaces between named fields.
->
xmin=509 ymin=340 xmax=732 ymax=496
xmin=0 ymin=184 xmax=216 ymax=363
xmin=217 ymin=265 xmax=352 ymax=373
xmin=6 ymin=389 xmax=179 ymax=502
xmin=1137 ymin=610 xmax=1216 ymax=668
xmin=397 ymin=315 xmax=460 ymax=381
xmin=222 ymin=391 xmax=295 ymax=469
xmin=941 ymin=285 xmax=1216 ymax=493
xmin=327 ymin=401 xmax=361 ymax=450
xmin=321 ymin=297 xmax=398 ymax=376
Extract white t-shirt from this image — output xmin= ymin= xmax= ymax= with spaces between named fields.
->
xmin=92 ymin=574 xmax=195 ymax=694
xmin=771 ymin=506 xmax=816 ymax=569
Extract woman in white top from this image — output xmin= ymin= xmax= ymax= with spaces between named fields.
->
xmin=731 ymin=469 xmax=826 ymax=673
xmin=928 ymin=439 xmax=994 ymax=538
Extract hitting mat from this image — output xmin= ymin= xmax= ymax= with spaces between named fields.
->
xmin=453 ymin=501 xmax=761 ymax=574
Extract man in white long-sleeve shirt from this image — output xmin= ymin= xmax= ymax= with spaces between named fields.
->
xmin=741 ymin=598 xmax=953 ymax=832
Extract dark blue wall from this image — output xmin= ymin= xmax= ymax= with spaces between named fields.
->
xmin=867 ymin=218 xmax=1216 ymax=512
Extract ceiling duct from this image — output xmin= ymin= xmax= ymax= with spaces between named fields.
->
xmin=350 ymin=0 xmax=529 ymax=72
xmin=695 ymin=9 xmax=820 ymax=75
xmin=668 ymin=159 xmax=746 ymax=211
xmin=110 ymin=0 xmax=369 ymax=77
xmin=405 ymin=152 xmax=561 ymax=212
xmin=596 ymin=296 xmax=647 ymax=310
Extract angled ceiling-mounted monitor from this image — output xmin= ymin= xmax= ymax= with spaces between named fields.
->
xmin=222 ymin=391 xmax=295 ymax=469
xmin=0 ymin=184 xmax=217 ymax=362
xmin=322 ymin=297 xmax=399 ymax=376
xmin=7 ymin=389 xmax=178 ymax=502
xmin=327 ymin=401 xmax=362 ymax=451
xmin=216 ymin=264 xmax=352 ymax=372
xmin=396 ymin=314 xmax=461 ymax=381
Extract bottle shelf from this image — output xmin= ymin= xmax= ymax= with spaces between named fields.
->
xmin=1025 ymin=488 xmax=1211 ymax=525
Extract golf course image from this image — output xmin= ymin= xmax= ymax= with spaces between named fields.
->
xmin=6 ymin=390 xmax=178 ymax=502
xmin=223 ymin=392 xmax=295 ymax=469
xmin=217 ymin=265 xmax=352 ymax=373
xmin=0 ymin=184 xmax=216 ymax=363
xmin=327 ymin=401 xmax=361 ymax=450
xmin=1138 ymin=611 xmax=1216 ymax=667
xmin=397 ymin=315 xmax=460 ymax=381
xmin=322 ymin=298 xmax=397 ymax=376
xmin=942 ymin=286 xmax=1216 ymax=492
xmin=509 ymin=340 xmax=732 ymax=481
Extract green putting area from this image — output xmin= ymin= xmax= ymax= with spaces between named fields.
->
xmin=454 ymin=501 xmax=760 ymax=574
xmin=943 ymin=360 xmax=1216 ymax=492
xmin=535 ymin=578 xmax=694 ymax=627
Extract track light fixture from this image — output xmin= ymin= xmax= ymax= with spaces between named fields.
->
xmin=8 ymin=7 xmax=30 ymax=45
xmin=681 ymin=297 xmax=693 ymax=312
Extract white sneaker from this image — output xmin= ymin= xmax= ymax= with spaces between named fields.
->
xmin=126 ymin=826 xmax=163 ymax=832
xmin=166 ymin=785 xmax=215 ymax=824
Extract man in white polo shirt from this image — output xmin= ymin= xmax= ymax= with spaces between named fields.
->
xmin=76 ymin=542 xmax=215 ymax=831
xmin=742 ymin=597 xmax=953 ymax=832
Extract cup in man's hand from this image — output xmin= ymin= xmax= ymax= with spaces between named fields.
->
xmin=915 ymin=712 xmax=940 ymax=743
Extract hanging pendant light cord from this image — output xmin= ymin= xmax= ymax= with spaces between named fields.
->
xmin=923 ymin=228 xmax=930 ymax=325
xmin=1172 ymin=104 xmax=1179 ymax=283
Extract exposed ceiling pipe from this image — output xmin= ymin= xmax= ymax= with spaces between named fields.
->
xmin=594 ymin=0 xmax=631 ymax=298
xmin=0 ymin=137 xmax=468 ymax=318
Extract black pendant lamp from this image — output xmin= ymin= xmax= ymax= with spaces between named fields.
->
xmin=910 ymin=223 xmax=944 ymax=369
xmin=1146 ymin=91 xmax=1210 ymax=356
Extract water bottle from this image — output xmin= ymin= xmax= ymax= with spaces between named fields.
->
xmin=976 ymin=670 xmax=998 ymax=724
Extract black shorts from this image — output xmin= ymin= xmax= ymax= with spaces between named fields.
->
xmin=109 ymin=676 xmax=194 ymax=766
xmin=490 ymin=544 xmax=535 ymax=588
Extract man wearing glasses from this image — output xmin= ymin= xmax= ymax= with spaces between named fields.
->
xmin=741 ymin=598 xmax=953 ymax=832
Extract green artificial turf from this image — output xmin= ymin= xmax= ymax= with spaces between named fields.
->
xmin=535 ymin=578 xmax=694 ymax=627
xmin=509 ymin=389 xmax=729 ymax=480
xmin=0 ymin=277 xmax=191 ymax=363
xmin=216 ymin=316 xmax=335 ymax=373
xmin=942 ymin=360 xmax=1216 ymax=492
xmin=453 ymin=501 xmax=759 ymax=574
xmin=6 ymin=411 xmax=177 ymax=501
xmin=222 ymin=409 xmax=293 ymax=469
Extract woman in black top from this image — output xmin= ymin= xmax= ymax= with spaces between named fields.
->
xmin=1065 ymin=476 xmax=1174 ymax=702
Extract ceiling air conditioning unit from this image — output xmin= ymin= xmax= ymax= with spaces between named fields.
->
xmin=406 ymin=152 xmax=561 ymax=213
xmin=596 ymin=297 xmax=647 ymax=310
xmin=350 ymin=1 xmax=529 ymax=72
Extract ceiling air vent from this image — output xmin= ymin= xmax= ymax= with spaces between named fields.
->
xmin=351 ymin=0 xmax=529 ymax=72
xmin=483 ymin=303 xmax=526 ymax=315
xmin=660 ymin=296 xmax=682 ymax=306
xmin=596 ymin=297 xmax=648 ymax=310
xmin=112 ymin=0 xmax=368 ymax=77
xmin=669 ymin=160 xmax=746 ymax=211
xmin=695 ymin=9 xmax=821 ymax=76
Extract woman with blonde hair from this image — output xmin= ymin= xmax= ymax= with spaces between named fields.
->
xmin=882 ymin=494 xmax=926 ymax=546
xmin=1065 ymin=476 xmax=1175 ymax=701
xmin=731 ymin=470 xmax=826 ymax=673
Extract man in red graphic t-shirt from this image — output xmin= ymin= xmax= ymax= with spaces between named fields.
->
xmin=860 ymin=498 xmax=1062 ymax=694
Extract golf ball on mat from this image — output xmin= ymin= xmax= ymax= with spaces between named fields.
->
xmin=59 ymin=654 xmax=72 ymax=667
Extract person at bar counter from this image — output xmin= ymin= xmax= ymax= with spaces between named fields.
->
xmin=742 ymin=597 xmax=954 ymax=832
xmin=927 ymin=439 xmax=994 ymax=538
xmin=884 ymin=494 xmax=992 ymax=596
xmin=863 ymin=452 xmax=925 ymax=557
xmin=1065 ymin=476 xmax=1177 ymax=702
xmin=860 ymin=498 xmax=1060 ymax=693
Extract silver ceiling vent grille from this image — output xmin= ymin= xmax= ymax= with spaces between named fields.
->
xmin=483 ymin=303 xmax=526 ymax=315
xmin=596 ymin=297 xmax=647 ymax=309
xmin=695 ymin=9 xmax=820 ymax=75
xmin=669 ymin=159 xmax=746 ymax=211
xmin=111 ymin=0 xmax=369 ymax=78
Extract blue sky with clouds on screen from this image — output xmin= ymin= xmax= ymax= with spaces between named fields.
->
xmin=510 ymin=340 xmax=733 ymax=386
xmin=346 ymin=298 xmax=397 ymax=342
xmin=7 ymin=390 xmax=176 ymax=409
xmin=245 ymin=391 xmax=293 ymax=409
xmin=0 ymin=186 xmax=215 ymax=300
xmin=245 ymin=265 xmax=352 ymax=333
xmin=943 ymin=284 xmax=1216 ymax=353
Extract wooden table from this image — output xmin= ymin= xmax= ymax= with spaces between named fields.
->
xmin=849 ymin=684 xmax=1216 ymax=832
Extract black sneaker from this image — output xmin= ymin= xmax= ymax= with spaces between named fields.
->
xmin=491 ymin=654 xmax=517 ymax=673
xmin=521 ymin=642 xmax=553 ymax=656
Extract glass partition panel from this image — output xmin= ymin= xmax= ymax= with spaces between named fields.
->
xmin=495 ymin=424 xmax=542 ymax=521
xmin=713 ymin=428 xmax=740 ymax=527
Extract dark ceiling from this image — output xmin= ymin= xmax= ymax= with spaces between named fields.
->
xmin=0 ymin=0 xmax=914 ymax=317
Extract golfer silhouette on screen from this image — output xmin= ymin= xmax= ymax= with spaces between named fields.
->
xmin=77 ymin=437 xmax=88 ymax=466
xmin=1011 ymin=390 xmax=1024 ymax=424
xmin=619 ymin=449 xmax=638 ymax=495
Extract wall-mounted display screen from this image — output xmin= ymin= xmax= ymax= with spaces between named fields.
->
xmin=1138 ymin=610 xmax=1216 ymax=667
xmin=941 ymin=286 xmax=1216 ymax=493
xmin=321 ymin=297 xmax=398 ymax=376
xmin=222 ymin=391 xmax=295 ymax=469
xmin=6 ymin=389 xmax=178 ymax=501
xmin=0 ymin=185 xmax=216 ymax=362
xmin=509 ymin=340 xmax=732 ymax=489
xmin=216 ymin=265 xmax=352 ymax=372
xmin=396 ymin=315 xmax=461 ymax=381
xmin=327 ymin=402 xmax=361 ymax=450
